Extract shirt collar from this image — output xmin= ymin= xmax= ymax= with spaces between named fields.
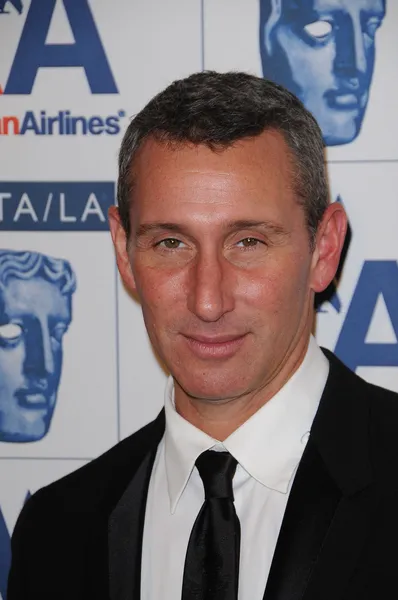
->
xmin=164 ymin=336 xmax=329 ymax=513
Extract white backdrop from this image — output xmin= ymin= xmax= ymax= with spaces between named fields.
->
xmin=0 ymin=1 xmax=397 ymax=596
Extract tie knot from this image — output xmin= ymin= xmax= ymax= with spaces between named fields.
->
xmin=195 ymin=450 xmax=238 ymax=500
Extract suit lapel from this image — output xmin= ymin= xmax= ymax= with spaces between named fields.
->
xmin=107 ymin=411 xmax=165 ymax=600
xmin=264 ymin=350 xmax=374 ymax=600
xmin=108 ymin=448 xmax=157 ymax=600
xmin=263 ymin=440 xmax=342 ymax=600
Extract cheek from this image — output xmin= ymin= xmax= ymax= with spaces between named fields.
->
xmin=135 ymin=266 xmax=186 ymax=327
xmin=277 ymin=33 xmax=334 ymax=89
xmin=52 ymin=354 xmax=63 ymax=386
xmin=364 ymin=46 xmax=375 ymax=82
xmin=0 ymin=348 xmax=24 ymax=381
xmin=239 ymin=276 xmax=292 ymax=318
xmin=238 ymin=257 xmax=310 ymax=317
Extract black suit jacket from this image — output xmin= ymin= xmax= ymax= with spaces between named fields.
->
xmin=7 ymin=350 xmax=398 ymax=599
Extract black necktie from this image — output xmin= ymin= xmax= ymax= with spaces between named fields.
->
xmin=181 ymin=450 xmax=241 ymax=600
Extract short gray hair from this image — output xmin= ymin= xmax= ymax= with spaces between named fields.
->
xmin=118 ymin=71 xmax=329 ymax=247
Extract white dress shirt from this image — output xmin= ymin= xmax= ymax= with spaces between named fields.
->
xmin=141 ymin=336 xmax=329 ymax=600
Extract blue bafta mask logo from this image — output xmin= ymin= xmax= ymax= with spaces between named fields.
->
xmin=259 ymin=0 xmax=386 ymax=146
xmin=0 ymin=250 xmax=76 ymax=443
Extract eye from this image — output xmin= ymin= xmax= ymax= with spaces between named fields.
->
xmin=236 ymin=237 xmax=264 ymax=248
xmin=0 ymin=323 xmax=23 ymax=343
xmin=303 ymin=20 xmax=333 ymax=42
xmin=156 ymin=238 xmax=185 ymax=250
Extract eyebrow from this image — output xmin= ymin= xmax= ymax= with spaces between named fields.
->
xmin=135 ymin=220 xmax=289 ymax=238
xmin=136 ymin=222 xmax=186 ymax=237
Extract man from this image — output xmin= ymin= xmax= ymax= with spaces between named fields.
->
xmin=8 ymin=72 xmax=398 ymax=599
xmin=259 ymin=0 xmax=386 ymax=145
xmin=0 ymin=249 xmax=75 ymax=443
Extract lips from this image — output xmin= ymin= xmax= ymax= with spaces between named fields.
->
xmin=182 ymin=333 xmax=247 ymax=359
xmin=325 ymin=89 xmax=367 ymax=111
xmin=15 ymin=389 xmax=50 ymax=409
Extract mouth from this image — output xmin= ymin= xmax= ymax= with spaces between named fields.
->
xmin=325 ymin=90 xmax=367 ymax=111
xmin=15 ymin=389 xmax=50 ymax=410
xmin=181 ymin=333 xmax=247 ymax=359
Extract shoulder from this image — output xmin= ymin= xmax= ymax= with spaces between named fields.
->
xmin=365 ymin=378 xmax=398 ymax=462
xmin=8 ymin=412 xmax=165 ymax=594
xmin=324 ymin=348 xmax=398 ymax=462
xmin=324 ymin=347 xmax=398 ymax=415
xmin=18 ymin=410 xmax=165 ymax=523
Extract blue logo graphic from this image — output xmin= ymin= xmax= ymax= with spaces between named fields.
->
xmin=0 ymin=110 xmax=127 ymax=137
xmin=0 ymin=0 xmax=23 ymax=14
xmin=0 ymin=182 xmax=115 ymax=231
xmin=259 ymin=0 xmax=386 ymax=146
xmin=0 ymin=492 xmax=29 ymax=599
xmin=335 ymin=260 xmax=398 ymax=371
xmin=1 ymin=0 xmax=117 ymax=95
xmin=0 ymin=251 xmax=76 ymax=443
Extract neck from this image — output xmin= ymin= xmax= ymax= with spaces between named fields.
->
xmin=174 ymin=334 xmax=311 ymax=441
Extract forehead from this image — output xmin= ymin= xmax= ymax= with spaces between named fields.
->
xmin=130 ymin=131 xmax=299 ymax=226
xmin=1 ymin=277 xmax=71 ymax=320
xmin=133 ymin=130 xmax=295 ymax=195
xmin=281 ymin=0 xmax=384 ymax=14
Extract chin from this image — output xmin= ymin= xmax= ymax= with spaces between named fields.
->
xmin=323 ymin=126 xmax=360 ymax=146
xmin=176 ymin=370 xmax=251 ymax=403
xmin=324 ymin=132 xmax=359 ymax=146
xmin=322 ymin=114 xmax=364 ymax=147
xmin=0 ymin=430 xmax=45 ymax=443
xmin=22 ymin=417 xmax=52 ymax=443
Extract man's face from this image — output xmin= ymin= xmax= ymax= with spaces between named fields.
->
xmin=0 ymin=277 xmax=72 ymax=442
xmin=120 ymin=133 xmax=324 ymax=404
xmin=260 ymin=0 xmax=386 ymax=146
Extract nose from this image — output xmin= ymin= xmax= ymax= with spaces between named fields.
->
xmin=187 ymin=251 xmax=234 ymax=322
xmin=334 ymin=16 xmax=367 ymax=79
xmin=24 ymin=319 xmax=55 ymax=378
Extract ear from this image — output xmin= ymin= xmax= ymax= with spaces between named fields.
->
xmin=310 ymin=202 xmax=348 ymax=293
xmin=108 ymin=205 xmax=137 ymax=294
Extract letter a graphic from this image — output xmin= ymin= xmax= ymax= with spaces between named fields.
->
xmin=335 ymin=261 xmax=398 ymax=371
xmin=5 ymin=0 xmax=118 ymax=94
